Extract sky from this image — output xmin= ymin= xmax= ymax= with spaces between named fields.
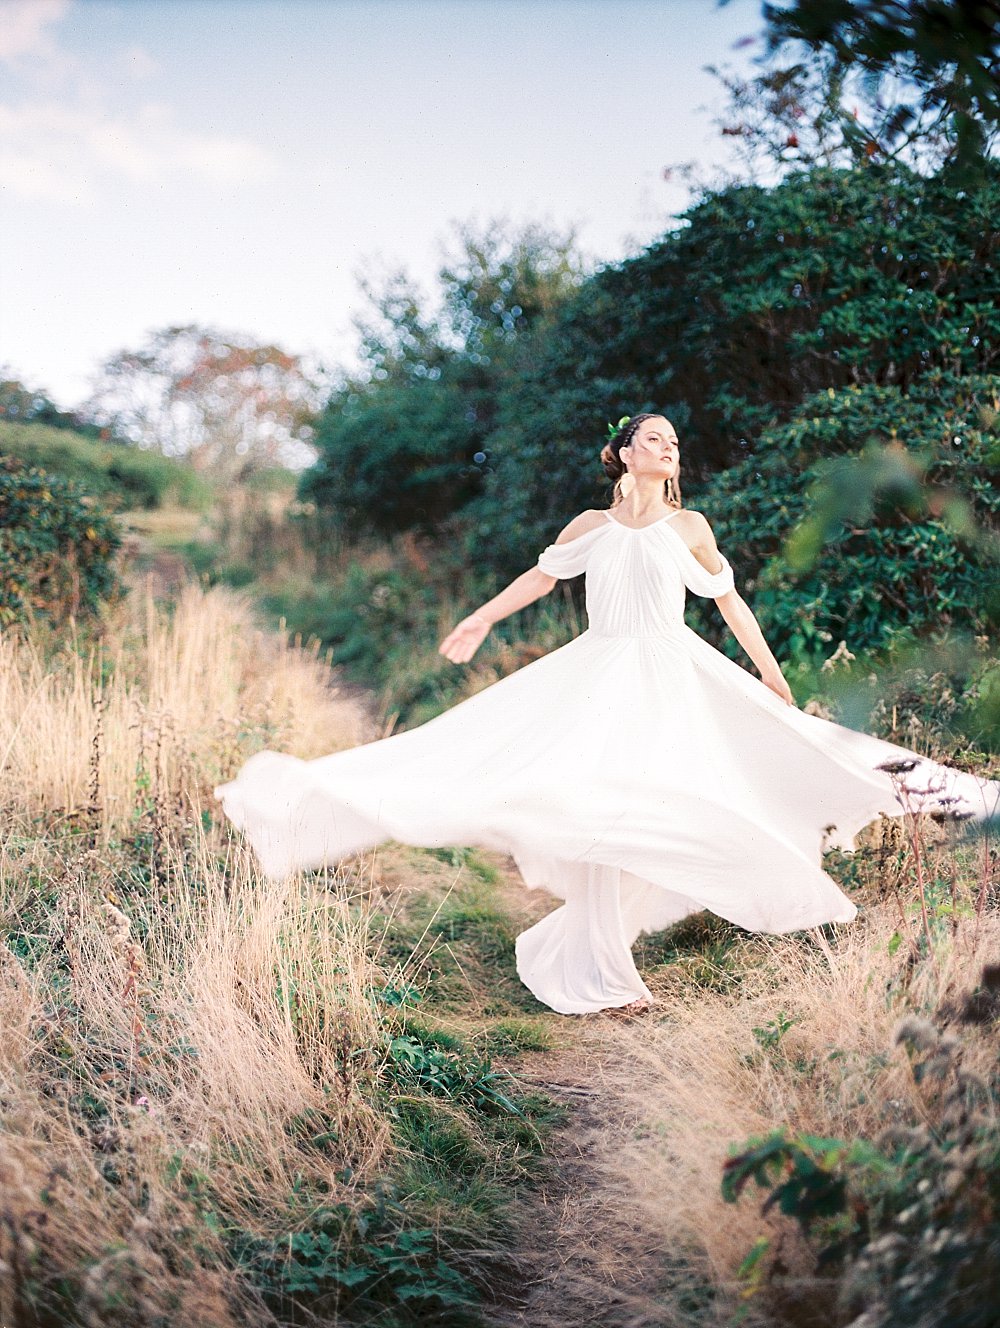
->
xmin=0 ymin=0 xmax=765 ymax=410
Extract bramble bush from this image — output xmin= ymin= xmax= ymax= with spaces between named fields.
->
xmin=0 ymin=457 xmax=124 ymax=626
xmin=723 ymin=989 xmax=1000 ymax=1328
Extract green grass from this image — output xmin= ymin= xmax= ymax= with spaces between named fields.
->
xmin=0 ymin=419 xmax=213 ymax=511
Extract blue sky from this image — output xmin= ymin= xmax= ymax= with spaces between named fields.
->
xmin=0 ymin=0 xmax=764 ymax=408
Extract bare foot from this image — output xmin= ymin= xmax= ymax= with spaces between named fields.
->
xmin=605 ymin=996 xmax=654 ymax=1019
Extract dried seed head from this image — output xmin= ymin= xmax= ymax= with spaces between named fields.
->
xmin=893 ymin=1015 xmax=938 ymax=1051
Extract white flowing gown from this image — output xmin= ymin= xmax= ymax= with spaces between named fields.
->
xmin=214 ymin=510 xmax=999 ymax=1014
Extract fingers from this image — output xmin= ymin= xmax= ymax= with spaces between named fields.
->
xmin=438 ymin=618 xmax=490 ymax=664
xmin=438 ymin=627 xmax=478 ymax=663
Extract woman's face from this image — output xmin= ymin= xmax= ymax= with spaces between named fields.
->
xmin=621 ymin=417 xmax=679 ymax=478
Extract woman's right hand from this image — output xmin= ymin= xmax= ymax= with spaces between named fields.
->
xmin=438 ymin=613 xmax=492 ymax=664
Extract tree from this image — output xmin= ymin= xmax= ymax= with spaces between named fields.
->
xmin=302 ymin=220 xmax=585 ymax=535
xmin=86 ymin=326 xmax=323 ymax=481
xmin=466 ymin=160 xmax=1000 ymax=573
xmin=715 ymin=0 xmax=1000 ymax=177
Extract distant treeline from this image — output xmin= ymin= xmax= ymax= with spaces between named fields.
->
xmin=0 ymin=419 xmax=213 ymax=512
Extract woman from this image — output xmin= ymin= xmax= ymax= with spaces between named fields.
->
xmin=214 ymin=414 xmax=998 ymax=1016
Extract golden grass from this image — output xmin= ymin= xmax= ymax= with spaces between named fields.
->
xmin=0 ymin=585 xmax=389 ymax=1327
xmin=0 ymin=582 xmax=367 ymax=840
xmin=607 ymin=851 xmax=1000 ymax=1319
xmin=2 ymin=574 xmax=996 ymax=1326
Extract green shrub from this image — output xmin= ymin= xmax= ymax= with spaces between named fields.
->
xmin=230 ymin=1189 xmax=481 ymax=1324
xmin=0 ymin=419 xmax=212 ymax=511
xmin=689 ymin=372 xmax=1000 ymax=666
xmin=466 ymin=161 xmax=1000 ymax=574
xmin=723 ymin=1000 xmax=1000 ymax=1327
xmin=0 ymin=458 xmax=124 ymax=626
xmin=382 ymin=1033 xmax=523 ymax=1116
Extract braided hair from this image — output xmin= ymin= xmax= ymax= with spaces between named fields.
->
xmin=600 ymin=413 xmax=683 ymax=510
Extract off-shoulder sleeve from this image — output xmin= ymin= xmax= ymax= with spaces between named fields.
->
xmin=656 ymin=519 xmax=736 ymax=597
xmin=536 ymin=523 xmax=609 ymax=579
xmin=680 ymin=550 xmax=735 ymax=598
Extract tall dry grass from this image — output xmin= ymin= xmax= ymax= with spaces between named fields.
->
xmin=0 ymin=582 xmax=368 ymax=837
xmin=607 ymin=832 xmax=999 ymax=1324
xmin=0 ymin=586 xmax=393 ymax=1327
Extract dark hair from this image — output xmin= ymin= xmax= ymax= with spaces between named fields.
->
xmin=600 ymin=413 xmax=682 ymax=509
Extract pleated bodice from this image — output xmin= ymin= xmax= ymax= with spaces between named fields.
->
xmin=536 ymin=510 xmax=735 ymax=638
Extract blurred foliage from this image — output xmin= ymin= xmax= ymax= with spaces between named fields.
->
xmin=0 ymin=374 xmax=104 ymax=438
xmin=759 ymin=0 xmax=1000 ymax=176
xmin=302 ymin=163 xmax=1000 ymax=590
xmin=0 ymin=419 xmax=213 ymax=511
xmin=248 ymin=522 xmax=581 ymax=730
xmin=302 ymin=373 xmax=490 ymax=534
xmin=0 ymin=457 xmax=123 ymax=626
xmin=300 ymin=219 xmax=585 ymax=536
xmin=686 ymin=372 xmax=1000 ymax=666
xmin=468 ymin=162 xmax=1000 ymax=572
xmin=724 ymin=998 xmax=1000 ymax=1328
xmin=86 ymin=323 xmax=323 ymax=481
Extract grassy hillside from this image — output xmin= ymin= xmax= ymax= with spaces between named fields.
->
xmin=0 ymin=419 xmax=213 ymax=511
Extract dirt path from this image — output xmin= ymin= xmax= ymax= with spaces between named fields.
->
xmin=480 ymin=859 xmax=693 ymax=1328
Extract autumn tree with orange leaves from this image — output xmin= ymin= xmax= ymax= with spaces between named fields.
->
xmin=87 ymin=325 xmax=323 ymax=481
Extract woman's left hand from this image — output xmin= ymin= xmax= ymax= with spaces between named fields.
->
xmin=762 ymin=669 xmax=795 ymax=706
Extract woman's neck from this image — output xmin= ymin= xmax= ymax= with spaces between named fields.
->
xmin=619 ymin=478 xmax=670 ymax=517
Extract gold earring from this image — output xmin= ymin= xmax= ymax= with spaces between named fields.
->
xmin=619 ymin=471 xmax=636 ymax=498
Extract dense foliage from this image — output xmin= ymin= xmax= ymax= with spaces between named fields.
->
xmin=290 ymin=161 xmax=1000 ymax=711
xmin=469 ymin=161 xmax=999 ymax=571
xmin=0 ymin=458 xmax=123 ymax=626
xmin=0 ymin=420 xmax=212 ymax=511
xmin=301 ymin=222 xmax=585 ymax=536
xmin=724 ymin=998 xmax=1000 ymax=1327
xmin=304 ymin=163 xmax=999 ymax=572
xmin=763 ymin=0 xmax=1000 ymax=172
xmin=689 ymin=372 xmax=1000 ymax=663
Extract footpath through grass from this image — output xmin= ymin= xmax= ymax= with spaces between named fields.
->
xmin=5 ymin=513 xmax=996 ymax=1328
xmin=0 ymin=584 xmax=565 ymax=1328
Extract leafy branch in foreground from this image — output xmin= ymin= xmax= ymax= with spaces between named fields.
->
xmin=723 ymin=988 xmax=1000 ymax=1326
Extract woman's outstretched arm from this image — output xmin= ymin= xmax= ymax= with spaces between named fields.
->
xmin=438 ymin=566 xmax=557 ymax=664
xmin=438 ymin=510 xmax=603 ymax=663
xmin=677 ymin=510 xmax=794 ymax=706
xmin=714 ymin=590 xmax=795 ymax=705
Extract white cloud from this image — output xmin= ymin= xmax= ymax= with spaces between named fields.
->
xmin=122 ymin=44 xmax=157 ymax=81
xmin=0 ymin=0 xmax=71 ymax=62
xmin=0 ymin=4 xmax=274 ymax=205
xmin=0 ymin=100 xmax=276 ymax=204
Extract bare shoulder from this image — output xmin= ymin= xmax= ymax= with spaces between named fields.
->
xmin=553 ymin=509 xmax=609 ymax=544
xmin=669 ymin=508 xmax=717 ymax=547
xmin=670 ymin=509 xmax=725 ymax=574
